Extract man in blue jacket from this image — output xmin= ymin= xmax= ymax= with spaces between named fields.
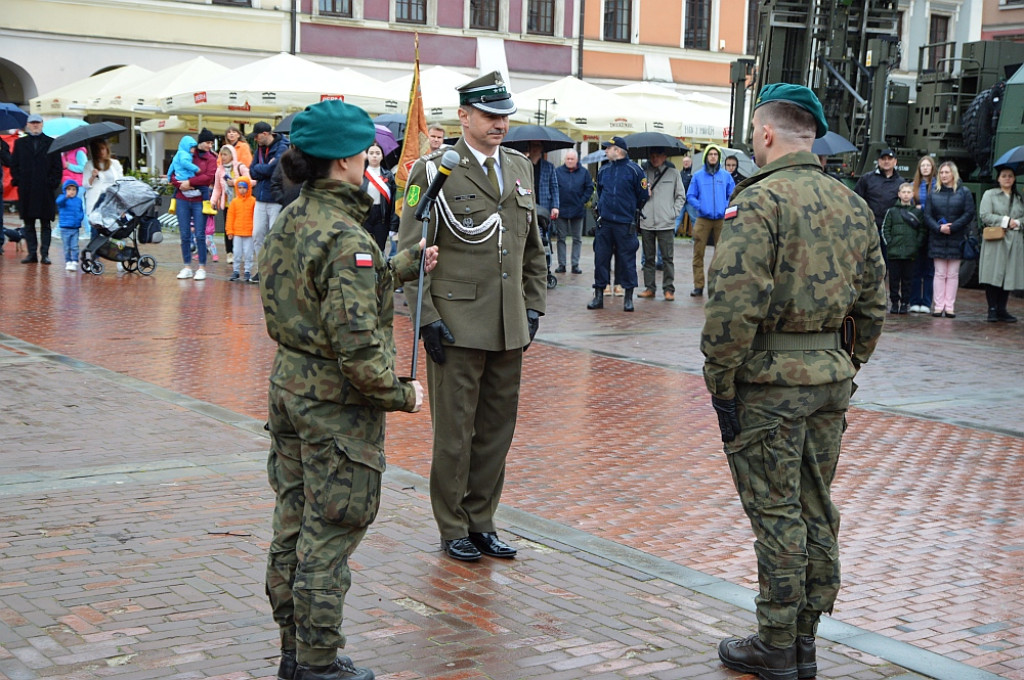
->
xmin=587 ymin=136 xmax=648 ymax=312
xmin=553 ymin=149 xmax=592 ymax=274
xmin=249 ymin=121 xmax=290 ymax=284
xmin=687 ymin=144 xmax=735 ymax=297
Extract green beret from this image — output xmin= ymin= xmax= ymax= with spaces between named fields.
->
xmin=289 ymin=99 xmax=376 ymax=160
xmin=754 ymin=83 xmax=828 ymax=139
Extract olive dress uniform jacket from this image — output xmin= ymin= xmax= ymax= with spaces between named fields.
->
xmin=701 ymin=151 xmax=887 ymax=399
xmin=398 ymin=137 xmax=548 ymax=350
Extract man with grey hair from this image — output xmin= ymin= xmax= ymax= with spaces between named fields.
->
xmin=553 ymin=149 xmax=593 ymax=274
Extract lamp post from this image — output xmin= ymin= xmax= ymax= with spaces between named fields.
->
xmin=535 ymin=98 xmax=556 ymax=126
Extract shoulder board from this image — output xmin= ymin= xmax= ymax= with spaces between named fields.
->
xmin=503 ymin=146 xmax=528 ymax=160
xmin=420 ymin=149 xmax=445 ymax=164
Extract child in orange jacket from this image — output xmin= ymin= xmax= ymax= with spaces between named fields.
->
xmin=227 ymin=177 xmax=256 ymax=282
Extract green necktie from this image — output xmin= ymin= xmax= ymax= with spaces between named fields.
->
xmin=484 ymin=157 xmax=500 ymax=195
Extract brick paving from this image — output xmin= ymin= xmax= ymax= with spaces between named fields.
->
xmin=1 ymin=225 xmax=1022 ymax=679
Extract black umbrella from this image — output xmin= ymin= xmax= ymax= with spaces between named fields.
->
xmin=48 ymin=121 xmax=126 ymax=154
xmin=811 ymin=131 xmax=858 ymax=156
xmin=501 ymin=125 xmax=575 ymax=153
xmin=992 ymin=145 xmax=1024 ymax=174
xmin=274 ymin=112 xmax=296 ymax=134
xmin=622 ymin=131 xmax=688 ymax=159
xmin=0 ymin=102 xmax=28 ymax=131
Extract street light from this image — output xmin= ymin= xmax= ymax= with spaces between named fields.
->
xmin=535 ymin=98 xmax=557 ymax=126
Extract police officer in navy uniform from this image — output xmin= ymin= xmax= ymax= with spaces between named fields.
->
xmin=397 ymin=71 xmax=548 ymax=562
xmin=587 ymin=136 xmax=648 ymax=311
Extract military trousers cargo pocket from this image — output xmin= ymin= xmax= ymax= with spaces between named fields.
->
xmin=725 ymin=420 xmax=798 ymax=511
xmin=432 ymin=278 xmax=477 ymax=302
xmin=307 ymin=438 xmax=383 ymax=530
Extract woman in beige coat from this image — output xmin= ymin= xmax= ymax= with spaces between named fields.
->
xmin=978 ymin=165 xmax=1024 ymax=322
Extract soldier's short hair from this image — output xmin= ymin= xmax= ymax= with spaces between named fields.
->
xmin=756 ymin=101 xmax=816 ymax=139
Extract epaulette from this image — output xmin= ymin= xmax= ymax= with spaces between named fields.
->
xmin=421 ymin=148 xmax=445 ymax=162
xmin=503 ymin=146 xmax=529 ymax=160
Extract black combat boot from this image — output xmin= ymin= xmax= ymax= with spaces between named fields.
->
xmin=295 ymin=657 xmax=373 ymax=680
xmin=718 ymin=634 xmax=796 ymax=680
xmin=586 ymin=288 xmax=604 ymax=310
xmin=280 ymin=652 xmax=353 ymax=680
xmin=795 ymin=636 xmax=816 ymax=679
xmin=623 ymin=288 xmax=634 ymax=312
xmin=988 ymin=307 xmax=1000 ymax=322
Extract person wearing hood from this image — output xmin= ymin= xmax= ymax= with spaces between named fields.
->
xmin=9 ymin=114 xmax=62 ymax=264
xmin=226 ymin=176 xmax=256 ymax=282
xmin=686 ymin=143 xmax=735 ymax=296
xmin=168 ymin=135 xmax=201 ymax=185
xmin=55 ymin=178 xmax=85 ymax=270
xmin=169 ymin=128 xmax=217 ymax=280
xmin=211 ymin=142 xmax=250 ymax=266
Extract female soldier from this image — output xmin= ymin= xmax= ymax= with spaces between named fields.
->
xmin=258 ymin=99 xmax=437 ymax=680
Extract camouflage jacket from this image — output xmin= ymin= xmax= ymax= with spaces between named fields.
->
xmin=701 ymin=151 xmax=886 ymax=399
xmin=259 ymin=179 xmax=423 ymax=442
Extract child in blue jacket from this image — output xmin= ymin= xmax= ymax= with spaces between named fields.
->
xmin=56 ymin=179 xmax=85 ymax=270
xmin=167 ymin=136 xmax=200 ymax=184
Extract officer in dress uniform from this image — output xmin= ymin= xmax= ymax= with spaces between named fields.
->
xmin=587 ymin=136 xmax=648 ymax=312
xmin=397 ymin=71 xmax=548 ymax=562
xmin=702 ymin=84 xmax=886 ymax=680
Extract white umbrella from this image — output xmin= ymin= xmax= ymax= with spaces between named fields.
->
xmin=29 ymin=65 xmax=155 ymax=116
xmin=385 ymin=65 xmax=470 ymax=124
xmin=512 ymin=76 xmax=655 ymax=138
xmin=610 ymin=82 xmax=729 ymax=142
xmin=162 ymin=53 xmax=397 ymax=118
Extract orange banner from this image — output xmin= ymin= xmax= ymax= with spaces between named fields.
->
xmin=395 ymin=34 xmax=430 ymax=192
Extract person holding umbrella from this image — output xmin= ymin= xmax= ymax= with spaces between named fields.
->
xmin=10 ymin=114 xmax=61 ymax=264
xmin=257 ymin=98 xmax=435 ymax=680
xmin=637 ymin=147 xmax=686 ymax=301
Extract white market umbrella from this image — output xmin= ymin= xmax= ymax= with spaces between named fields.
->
xmin=512 ymin=76 xmax=658 ymax=138
xmin=385 ymin=65 xmax=471 ymax=124
xmin=610 ymin=82 xmax=729 ymax=143
xmin=162 ymin=53 xmax=397 ymax=118
xmin=30 ymin=65 xmax=155 ymax=116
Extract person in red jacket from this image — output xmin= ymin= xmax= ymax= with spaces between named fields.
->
xmin=227 ymin=177 xmax=256 ymax=282
xmin=169 ymin=128 xmax=217 ymax=280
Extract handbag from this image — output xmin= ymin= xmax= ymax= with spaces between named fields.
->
xmin=983 ymin=226 xmax=1005 ymax=241
xmin=961 ymin=231 xmax=981 ymax=260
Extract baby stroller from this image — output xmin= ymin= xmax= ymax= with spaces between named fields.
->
xmin=537 ymin=214 xmax=557 ymax=290
xmin=81 ymin=178 xmax=163 ymax=276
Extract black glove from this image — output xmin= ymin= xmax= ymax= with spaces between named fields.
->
xmin=420 ymin=319 xmax=455 ymax=365
xmin=711 ymin=395 xmax=741 ymax=443
xmin=524 ymin=309 xmax=540 ymax=352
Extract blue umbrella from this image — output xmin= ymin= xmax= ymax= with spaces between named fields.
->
xmin=43 ymin=117 xmax=88 ymax=138
xmin=993 ymin=145 xmax=1024 ymax=175
xmin=0 ymin=102 xmax=28 ymax=131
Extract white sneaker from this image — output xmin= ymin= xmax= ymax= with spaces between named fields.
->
xmin=194 ymin=268 xmax=206 ymax=281
xmin=117 ymin=262 xmax=124 ymax=272
xmin=65 ymin=261 xmax=76 ymax=271
xmin=227 ymin=253 xmax=234 ymax=265
xmin=177 ymin=267 xmax=194 ymax=279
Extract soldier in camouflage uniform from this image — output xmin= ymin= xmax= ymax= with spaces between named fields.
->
xmin=701 ymin=84 xmax=886 ymax=680
xmin=258 ymin=99 xmax=438 ymax=680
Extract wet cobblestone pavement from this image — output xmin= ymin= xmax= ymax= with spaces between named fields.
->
xmin=1 ymin=226 xmax=1021 ymax=679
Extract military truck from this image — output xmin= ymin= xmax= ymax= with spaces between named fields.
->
xmin=730 ymin=0 xmax=1024 ymax=182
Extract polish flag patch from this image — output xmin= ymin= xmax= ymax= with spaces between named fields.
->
xmin=355 ymin=253 xmax=374 ymax=267
xmin=724 ymin=205 xmax=739 ymax=220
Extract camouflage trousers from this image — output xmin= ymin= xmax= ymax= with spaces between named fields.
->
xmin=725 ymin=379 xmax=852 ymax=648
xmin=265 ymin=386 xmax=383 ymax=667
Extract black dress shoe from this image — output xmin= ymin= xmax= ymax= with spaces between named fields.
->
xmin=718 ymin=634 xmax=796 ymax=680
xmin=795 ymin=636 xmax=816 ymax=679
xmin=41 ymin=257 xmax=51 ymax=265
xmin=21 ymin=255 xmax=37 ymax=264
xmin=441 ymin=537 xmax=481 ymax=561
xmin=554 ymin=265 xmax=566 ymax=273
xmin=468 ymin=532 xmax=517 ymax=558
xmin=571 ymin=267 xmax=583 ymax=274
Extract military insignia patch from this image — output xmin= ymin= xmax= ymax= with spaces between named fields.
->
xmin=406 ymin=185 xmax=421 ymax=207
xmin=355 ymin=253 xmax=374 ymax=267
xmin=724 ymin=205 xmax=739 ymax=220
xmin=640 ymin=177 xmax=648 ymax=190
